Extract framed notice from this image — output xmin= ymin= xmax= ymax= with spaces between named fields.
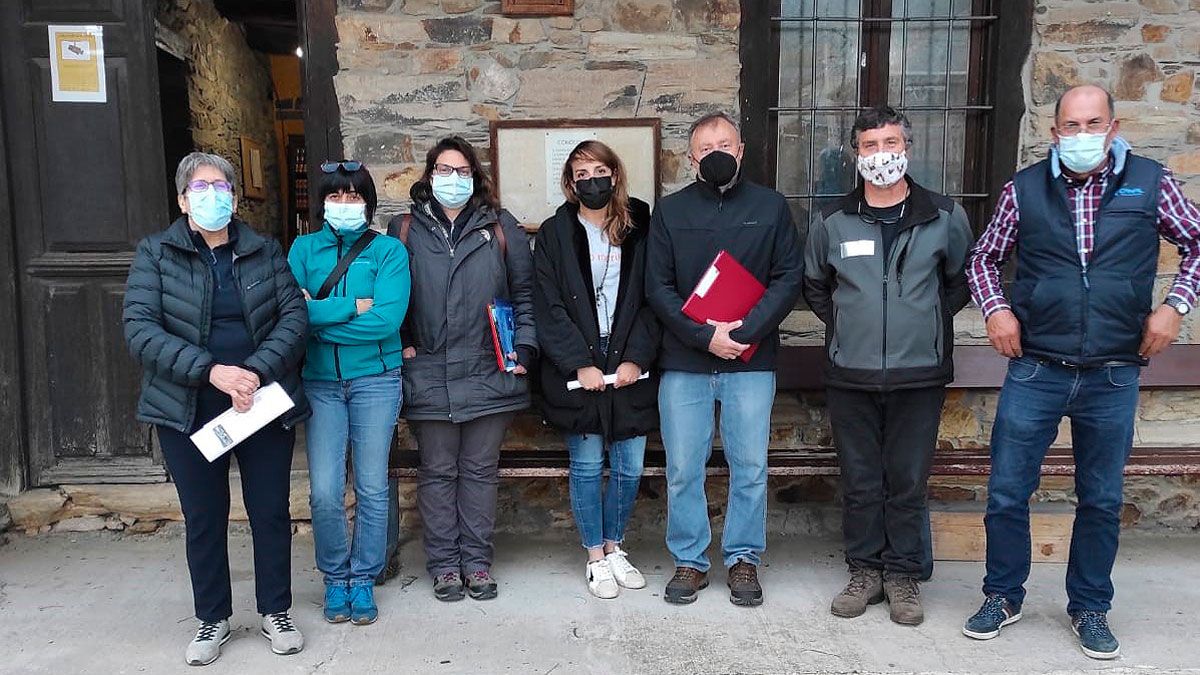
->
xmin=490 ymin=118 xmax=661 ymax=229
xmin=501 ymin=0 xmax=574 ymax=16
xmin=240 ymin=137 xmax=267 ymax=200
xmin=48 ymin=25 xmax=106 ymax=103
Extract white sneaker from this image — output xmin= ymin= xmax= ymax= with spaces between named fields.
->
xmin=185 ymin=619 xmax=230 ymax=666
xmin=261 ymin=611 xmax=304 ymax=656
xmin=605 ymin=548 xmax=647 ymax=589
xmin=586 ymin=559 xmax=620 ymax=599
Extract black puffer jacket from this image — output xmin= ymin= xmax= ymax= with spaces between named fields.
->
xmin=123 ymin=217 xmax=310 ymax=432
xmin=534 ymin=199 xmax=660 ymax=441
xmin=389 ymin=200 xmax=537 ymax=423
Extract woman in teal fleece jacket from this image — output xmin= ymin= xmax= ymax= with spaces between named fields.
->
xmin=286 ymin=161 xmax=410 ymax=626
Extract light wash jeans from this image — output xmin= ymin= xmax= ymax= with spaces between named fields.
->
xmin=566 ymin=433 xmax=647 ymax=549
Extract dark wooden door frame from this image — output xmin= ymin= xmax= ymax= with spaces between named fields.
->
xmin=0 ymin=40 xmax=26 ymax=495
xmin=298 ymin=0 xmax=342 ymax=233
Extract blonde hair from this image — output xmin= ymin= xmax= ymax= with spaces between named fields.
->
xmin=560 ymin=140 xmax=634 ymax=245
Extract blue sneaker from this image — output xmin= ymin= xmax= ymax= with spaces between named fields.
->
xmin=962 ymin=594 xmax=1022 ymax=640
xmin=350 ymin=584 xmax=378 ymax=625
xmin=324 ymin=585 xmax=350 ymax=624
xmin=1071 ymin=610 xmax=1120 ymax=660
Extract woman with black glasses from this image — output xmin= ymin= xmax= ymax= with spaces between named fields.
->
xmin=388 ymin=136 xmax=536 ymax=602
xmin=123 ymin=152 xmax=309 ymax=665
xmin=287 ymin=160 xmax=411 ymax=626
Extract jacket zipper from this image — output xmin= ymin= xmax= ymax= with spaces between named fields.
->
xmin=333 ymin=235 xmax=344 ymax=381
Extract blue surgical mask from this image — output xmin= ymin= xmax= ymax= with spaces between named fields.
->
xmin=1057 ymin=132 xmax=1108 ymax=174
xmin=324 ymin=201 xmax=368 ymax=233
xmin=431 ymin=173 xmax=474 ymax=209
xmin=187 ymin=188 xmax=234 ymax=232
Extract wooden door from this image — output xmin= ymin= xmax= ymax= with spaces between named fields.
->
xmin=0 ymin=0 xmax=168 ymax=485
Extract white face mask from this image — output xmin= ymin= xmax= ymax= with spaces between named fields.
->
xmin=856 ymin=151 xmax=908 ymax=188
xmin=1057 ymin=132 xmax=1108 ymax=174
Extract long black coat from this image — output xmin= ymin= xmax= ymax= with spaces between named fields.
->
xmin=533 ymin=199 xmax=660 ymax=441
xmin=122 ymin=217 xmax=310 ymax=432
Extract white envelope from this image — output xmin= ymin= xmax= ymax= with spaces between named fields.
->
xmin=190 ymin=382 xmax=295 ymax=462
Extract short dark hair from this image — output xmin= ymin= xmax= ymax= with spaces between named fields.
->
xmin=314 ymin=161 xmax=379 ymax=225
xmin=851 ymin=105 xmax=913 ymax=149
xmin=410 ymin=136 xmax=500 ymax=211
xmin=1054 ymin=85 xmax=1116 ymax=120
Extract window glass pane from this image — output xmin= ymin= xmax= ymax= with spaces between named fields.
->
xmin=776 ymin=112 xmax=811 ymax=197
xmin=944 ymin=111 xmax=968 ymax=195
xmin=812 ymin=112 xmax=856 ymax=200
xmin=905 ymin=111 xmax=946 ymax=192
xmin=815 ymin=2 xmax=861 ymax=107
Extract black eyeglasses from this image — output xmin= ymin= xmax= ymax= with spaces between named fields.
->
xmin=321 ymin=160 xmax=363 ymax=173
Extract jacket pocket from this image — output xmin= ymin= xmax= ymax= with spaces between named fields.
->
xmin=401 ymin=353 xmax=445 ymax=413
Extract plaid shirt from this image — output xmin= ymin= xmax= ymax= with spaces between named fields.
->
xmin=968 ymin=153 xmax=1200 ymax=319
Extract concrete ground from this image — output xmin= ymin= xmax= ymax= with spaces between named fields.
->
xmin=0 ymin=530 xmax=1197 ymax=675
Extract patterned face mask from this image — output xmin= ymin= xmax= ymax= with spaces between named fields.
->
xmin=856 ymin=151 xmax=908 ymax=188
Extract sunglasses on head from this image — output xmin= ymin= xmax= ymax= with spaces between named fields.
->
xmin=320 ymin=160 xmax=363 ymax=173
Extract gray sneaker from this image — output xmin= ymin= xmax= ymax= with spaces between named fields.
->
xmin=831 ymin=566 xmax=885 ymax=618
xmin=260 ymin=611 xmax=304 ymax=656
xmin=185 ymin=619 xmax=230 ymax=666
xmin=433 ymin=571 xmax=466 ymax=602
xmin=883 ymin=573 xmax=924 ymax=626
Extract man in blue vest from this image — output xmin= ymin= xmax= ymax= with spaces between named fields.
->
xmin=963 ymin=85 xmax=1200 ymax=659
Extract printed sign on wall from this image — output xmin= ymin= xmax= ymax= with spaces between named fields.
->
xmin=48 ymin=25 xmax=107 ymax=103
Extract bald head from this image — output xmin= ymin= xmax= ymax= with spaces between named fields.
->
xmin=1054 ymin=85 xmax=1115 ymax=124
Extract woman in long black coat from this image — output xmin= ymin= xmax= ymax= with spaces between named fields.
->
xmin=533 ymin=140 xmax=660 ymax=600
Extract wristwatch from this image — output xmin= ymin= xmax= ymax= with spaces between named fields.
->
xmin=1165 ymin=297 xmax=1192 ymax=316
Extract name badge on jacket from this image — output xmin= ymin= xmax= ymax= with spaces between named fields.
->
xmin=840 ymin=240 xmax=875 ymax=259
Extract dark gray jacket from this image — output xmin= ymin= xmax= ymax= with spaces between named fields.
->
xmin=391 ymin=200 xmax=537 ymax=423
xmin=123 ymin=218 xmax=310 ymax=432
xmin=803 ymin=179 xmax=973 ymax=391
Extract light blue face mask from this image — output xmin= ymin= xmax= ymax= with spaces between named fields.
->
xmin=187 ymin=189 xmax=234 ymax=232
xmin=431 ymin=173 xmax=474 ymax=209
xmin=1057 ymin=132 xmax=1109 ymax=174
xmin=324 ymin=201 xmax=368 ymax=233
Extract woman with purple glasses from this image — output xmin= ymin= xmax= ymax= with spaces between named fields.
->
xmin=123 ymin=152 xmax=309 ymax=666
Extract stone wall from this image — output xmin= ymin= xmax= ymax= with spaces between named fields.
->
xmin=158 ymin=0 xmax=283 ymax=234
xmin=332 ymin=0 xmax=741 ymax=216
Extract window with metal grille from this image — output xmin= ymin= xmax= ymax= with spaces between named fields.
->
xmin=740 ymin=0 xmax=1032 ymax=232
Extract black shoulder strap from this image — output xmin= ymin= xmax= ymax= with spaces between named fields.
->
xmin=314 ymin=230 xmax=378 ymax=300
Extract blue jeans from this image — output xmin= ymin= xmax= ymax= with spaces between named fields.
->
xmin=305 ymin=367 xmax=402 ymax=587
xmin=983 ymin=357 xmax=1140 ymax=614
xmin=659 ymin=370 xmax=775 ymax=572
xmin=566 ymin=433 xmax=647 ymax=550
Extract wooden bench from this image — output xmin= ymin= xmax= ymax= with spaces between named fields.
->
xmin=388 ymin=345 xmax=1200 ymax=479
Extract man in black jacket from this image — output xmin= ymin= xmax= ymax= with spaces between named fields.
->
xmin=803 ymin=106 xmax=974 ymax=626
xmin=646 ymin=112 xmax=804 ymax=606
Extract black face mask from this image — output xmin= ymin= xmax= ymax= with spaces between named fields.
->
xmin=574 ymin=176 xmax=614 ymax=210
xmin=698 ymin=150 xmax=739 ymax=190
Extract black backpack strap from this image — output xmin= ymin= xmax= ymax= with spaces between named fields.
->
xmin=314 ymin=230 xmax=378 ymax=300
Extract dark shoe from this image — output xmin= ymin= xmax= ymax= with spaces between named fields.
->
xmin=375 ymin=548 xmax=402 ymax=585
xmin=883 ymin=573 xmax=923 ymax=625
xmin=962 ymin=594 xmax=1023 ymax=640
xmin=830 ymin=566 xmax=884 ymax=618
xmin=349 ymin=584 xmax=378 ymax=625
xmin=1071 ymin=610 xmax=1120 ymax=660
xmin=465 ymin=570 xmax=498 ymax=600
xmin=727 ymin=561 xmax=763 ymax=607
xmin=433 ymin=571 xmax=465 ymax=602
xmin=664 ymin=567 xmax=708 ymax=605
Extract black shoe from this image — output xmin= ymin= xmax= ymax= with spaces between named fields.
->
xmin=1071 ymin=610 xmax=1120 ymax=660
xmin=727 ymin=561 xmax=763 ymax=607
xmin=664 ymin=567 xmax=708 ymax=605
xmin=433 ymin=571 xmax=465 ymax=602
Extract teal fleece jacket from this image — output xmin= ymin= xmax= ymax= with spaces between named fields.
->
xmin=287 ymin=223 xmax=411 ymax=381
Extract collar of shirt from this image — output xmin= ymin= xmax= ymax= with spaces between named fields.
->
xmin=1050 ymin=135 xmax=1131 ymax=181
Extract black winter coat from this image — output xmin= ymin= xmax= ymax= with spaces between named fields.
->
xmin=534 ymin=199 xmax=660 ymax=441
xmin=389 ymin=200 xmax=538 ymax=423
xmin=123 ymin=217 xmax=310 ymax=432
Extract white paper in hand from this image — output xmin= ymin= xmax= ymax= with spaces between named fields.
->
xmin=190 ymin=382 xmax=295 ymax=462
xmin=566 ymin=372 xmax=650 ymax=391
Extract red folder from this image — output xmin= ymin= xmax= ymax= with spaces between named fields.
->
xmin=681 ymin=250 xmax=766 ymax=363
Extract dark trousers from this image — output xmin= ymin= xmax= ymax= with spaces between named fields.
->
xmin=984 ymin=357 xmax=1139 ymax=613
xmin=411 ymin=412 xmax=513 ymax=577
xmin=827 ymin=386 xmax=946 ymax=577
xmin=158 ymin=389 xmax=295 ymax=622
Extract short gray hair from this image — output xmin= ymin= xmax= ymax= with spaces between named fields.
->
xmin=175 ymin=151 xmax=237 ymax=195
xmin=688 ymin=112 xmax=741 ymax=142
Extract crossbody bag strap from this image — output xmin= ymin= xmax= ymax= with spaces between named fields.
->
xmin=314 ymin=230 xmax=378 ymax=300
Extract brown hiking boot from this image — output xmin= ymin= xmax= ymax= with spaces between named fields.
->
xmin=727 ymin=561 xmax=763 ymax=607
xmin=831 ymin=566 xmax=885 ymax=618
xmin=664 ymin=567 xmax=708 ymax=605
xmin=883 ymin=573 xmax=924 ymax=625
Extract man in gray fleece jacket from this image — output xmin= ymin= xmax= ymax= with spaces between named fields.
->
xmin=803 ymin=105 xmax=974 ymax=626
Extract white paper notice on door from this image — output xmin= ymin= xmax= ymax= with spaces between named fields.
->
xmin=190 ymin=382 xmax=295 ymax=462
